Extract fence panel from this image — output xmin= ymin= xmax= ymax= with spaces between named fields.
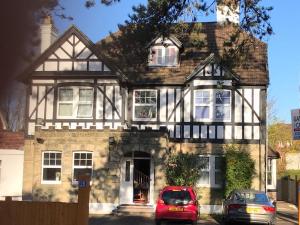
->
xmin=277 ymin=176 xmax=298 ymax=205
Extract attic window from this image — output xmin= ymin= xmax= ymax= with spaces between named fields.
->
xmin=149 ymin=46 xmax=178 ymax=67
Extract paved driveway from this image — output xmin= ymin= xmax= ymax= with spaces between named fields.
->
xmin=89 ymin=215 xmax=219 ymax=225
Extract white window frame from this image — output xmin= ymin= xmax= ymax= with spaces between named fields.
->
xmin=194 ymin=89 xmax=212 ymax=122
xmin=149 ymin=46 xmax=178 ymax=67
xmin=194 ymin=89 xmax=231 ymax=122
xmin=214 ymin=90 xmax=231 ymax=122
xmin=133 ymin=89 xmax=158 ymax=121
xmin=267 ymin=158 xmax=277 ymax=190
xmin=57 ymin=87 xmax=94 ymax=119
xmin=197 ymin=155 xmax=223 ymax=188
xmin=41 ymin=151 xmax=62 ymax=185
xmin=72 ymin=151 xmax=93 ymax=184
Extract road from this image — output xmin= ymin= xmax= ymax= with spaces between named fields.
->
xmin=89 ymin=214 xmax=297 ymax=225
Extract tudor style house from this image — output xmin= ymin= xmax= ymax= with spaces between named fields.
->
xmin=21 ymin=2 xmax=272 ymax=214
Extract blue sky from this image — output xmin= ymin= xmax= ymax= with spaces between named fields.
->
xmin=55 ymin=0 xmax=300 ymax=123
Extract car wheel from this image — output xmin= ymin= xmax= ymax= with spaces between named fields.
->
xmin=155 ymin=219 xmax=161 ymax=225
xmin=191 ymin=220 xmax=197 ymax=225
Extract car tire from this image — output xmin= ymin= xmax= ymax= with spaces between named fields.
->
xmin=191 ymin=220 xmax=197 ymax=225
xmin=155 ymin=219 xmax=161 ymax=225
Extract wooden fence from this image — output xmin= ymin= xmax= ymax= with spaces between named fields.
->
xmin=277 ymin=176 xmax=298 ymax=205
xmin=0 ymin=176 xmax=90 ymax=225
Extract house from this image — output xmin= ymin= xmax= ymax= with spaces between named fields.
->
xmin=0 ymin=110 xmax=24 ymax=200
xmin=20 ymin=2 xmax=272 ymax=214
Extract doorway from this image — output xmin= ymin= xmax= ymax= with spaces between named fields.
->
xmin=119 ymin=151 xmax=154 ymax=205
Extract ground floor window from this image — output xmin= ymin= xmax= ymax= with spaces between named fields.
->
xmin=73 ymin=152 xmax=93 ymax=182
xmin=42 ymin=151 xmax=62 ymax=184
xmin=198 ymin=155 xmax=224 ymax=188
xmin=267 ymin=158 xmax=276 ymax=190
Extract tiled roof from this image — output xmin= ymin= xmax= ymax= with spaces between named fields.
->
xmin=96 ymin=22 xmax=268 ymax=86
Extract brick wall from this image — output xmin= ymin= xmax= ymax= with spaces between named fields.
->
xmin=0 ymin=131 xmax=24 ymax=149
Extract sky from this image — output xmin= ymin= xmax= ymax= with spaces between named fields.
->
xmin=54 ymin=0 xmax=300 ymax=123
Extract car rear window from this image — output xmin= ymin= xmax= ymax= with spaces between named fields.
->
xmin=239 ymin=193 xmax=269 ymax=203
xmin=162 ymin=190 xmax=192 ymax=205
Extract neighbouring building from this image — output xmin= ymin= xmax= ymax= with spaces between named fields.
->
xmin=20 ymin=2 xmax=271 ymax=214
xmin=0 ymin=110 xmax=24 ymax=200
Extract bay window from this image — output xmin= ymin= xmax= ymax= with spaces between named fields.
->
xmin=133 ymin=90 xmax=157 ymax=120
xmin=57 ymin=87 xmax=93 ymax=118
xmin=215 ymin=90 xmax=231 ymax=121
xmin=194 ymin=90 xmax=211 ymax=120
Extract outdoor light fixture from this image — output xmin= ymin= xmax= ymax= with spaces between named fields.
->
xmin=109 ymin=136 xmax=115 ymax=145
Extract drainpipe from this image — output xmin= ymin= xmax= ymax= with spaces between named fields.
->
xmin=265 ymin=91 xmax=269 ymax=193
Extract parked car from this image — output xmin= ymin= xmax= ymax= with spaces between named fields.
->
xmin=155 ymin=186 xmax=199 ymax=225
xmin=222 ymin=189 xmax=276 ymax=225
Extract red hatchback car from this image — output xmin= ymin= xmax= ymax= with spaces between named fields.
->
xmin=155 ymin=186 xmax=199 ymax=225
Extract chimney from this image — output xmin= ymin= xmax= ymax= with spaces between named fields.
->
xmin=216 ymin=0 xmax=240 ymax=24
xmin=40 ymin=15 xmax=58 ymax=53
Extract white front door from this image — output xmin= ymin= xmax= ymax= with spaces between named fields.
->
xmin=119 ymin=158 xmax=133 ymax=204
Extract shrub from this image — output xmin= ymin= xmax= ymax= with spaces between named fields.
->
xmin=224 ymin=145 xmax=256 ymax=197
xmin=165 ymin=152 xmax=203 ymax=186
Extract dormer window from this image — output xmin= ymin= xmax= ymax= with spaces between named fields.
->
xmin=149 ymin=46 xmax=178 ymax=67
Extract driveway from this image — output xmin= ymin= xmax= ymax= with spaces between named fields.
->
xmin=89 ymin=215 xmax=219 ymax=225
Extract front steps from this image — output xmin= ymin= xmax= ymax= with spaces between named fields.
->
xmin=113 ymin=204 xmax=155 ymax=216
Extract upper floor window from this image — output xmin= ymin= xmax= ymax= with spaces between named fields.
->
xmin=57 ymin=87 xmax=93 ymax=119
xmin=133 ymin=90 xmax=157 ymax=121
xmin=194 ymin=89 xmax=231 ymax=122
xmin=149 ymin=46 xmax=178 ymax=67
xmin=42 ymin=151 xmax=62 ymax=184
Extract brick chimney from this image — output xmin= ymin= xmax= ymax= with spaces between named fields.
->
xmin=216 ymin=0 xmax=240 ymax=24
xmin=40 ymin=15 xmax=58 ymax=53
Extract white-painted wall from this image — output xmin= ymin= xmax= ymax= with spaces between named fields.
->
xmin=0 ymin=150 xmax=24 ymax=198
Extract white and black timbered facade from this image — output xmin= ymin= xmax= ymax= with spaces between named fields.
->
xmin=24 ymin=26 xmax=266 ymax=144
xmin=21 ymin=22 xmax=269 ymax=213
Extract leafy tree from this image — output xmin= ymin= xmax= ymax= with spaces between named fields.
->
xmin=165 ymin=152 xmax=204 ymax=186
xmin=224 ymin=145 xmax=255 ymax=197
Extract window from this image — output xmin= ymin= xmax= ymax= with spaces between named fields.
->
xmin=267 ymin=158 xmax=276 ymax=189
xmin=73 ymin=152 xmax=93 ymax=183
xmin=149 ymin=46 xmax=178 ymax=66
xmin=57 ymin=87 xmax=93 ymax=118
xmin=198 ymin=155 xmax=224 ymax=188
xmin=133 ymin=90 xmax=157 ymax=120
xmin=215 ymin=90 xmax=231 ymax=121
xmin=194 ymin=90 xmax=211 ymax=120
xmin=194 ymin=89 xmax=231 ymax=122
xmin=42 ymin=151 xmax=62 ymax=184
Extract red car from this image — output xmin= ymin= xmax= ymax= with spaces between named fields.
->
xmin=155 ymin=186 xmax=199 ymax=225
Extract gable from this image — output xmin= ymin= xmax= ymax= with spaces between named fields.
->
xmin=186 ymin=53 xmax=240 ymax=82
xmin=35 ymin=33 xmax=110 ymax=73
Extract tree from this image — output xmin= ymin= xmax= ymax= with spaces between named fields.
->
xmin=165 ymin=152 xmax=204 ymax=186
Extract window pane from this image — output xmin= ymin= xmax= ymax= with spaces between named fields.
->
xmin=43 ymin=168 xmax=61 ymax=181
xmin=50 ymin=159 xmax=55 ymax=165
xmin=199 ymin=171 xmax=209 ymax=185
xmin=195 ymin=106 xmax=209 ymax=119
xmin=79 ymin=89 xmax=93 ymax=101
xmin=75 ymin=153 xmax=80 ymax=159
xmin=44 ymin=153 xmax=49 ymax=159
xmin=215 ymin=171 xmax=223 ymax=186
xmin=216 ymin=91 xmax=230 ymax=104
xmin=59 ymin=89 xmax=73 ymax=101
xmin=87 ymin=153 xmax=92 ymax=159
xmin=59 ymin=103 xmax=73 ymax=116
xmin=56 ymin=153 xmax=62 ymax=160
xmin=73 ymin=168 xmax=92 ymax=182
xmin=50 ymin=153 xmax=55 ymax=159
xmin=157 ymin=49 xmax=163 ymax=65
xmin=200 ymin=157 xmax=209 ymax=170
xmin=81 ymin=153 xmax=87 ymax=159
xmin=74 ymin=160 xmax=80 ymax=166
xmin=135 ymin=105 xmax=156 ymax=119
xmin=215 ymin=105 xmax=230 ymax=120
xmin=77 ymin=104 xmax=92 ymax=117
xmin=125 ymin=161 xmax=130 ymax=181
xmin=44 ymin=159 xmax=49 ymax=166
xmin=86 ymin=160 xmax=92 ymax=166
xmin=215 ymin=157 xmax=224 ymax=170
xmin=80 ymin=160 xmax=86 ymax=166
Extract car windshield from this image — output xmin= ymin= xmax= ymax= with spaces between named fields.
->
xmin=239 ymin=192 xmax=269 ymax=203
xmin=162 ymin=190 xmax=192 ymax=205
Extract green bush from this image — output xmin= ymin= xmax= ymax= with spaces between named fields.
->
xmin=165 ymin=152 xmax=203 ymax=186
xmin=224 ymin=145 xmax=256 ymax=197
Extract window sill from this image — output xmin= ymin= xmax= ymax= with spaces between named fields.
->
xmin=148 ymin=64 xmax=179 ymax=68
xmin=41 ymin=181 xmax=61 ymax=185
xmin=133 ymin=118 xmax=157 ymax=122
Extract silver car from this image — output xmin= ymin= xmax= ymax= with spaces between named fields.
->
xmin=222 ymin=189 xmax=276 ymax=225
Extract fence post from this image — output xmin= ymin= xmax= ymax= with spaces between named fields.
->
xmin=76 ymin=175 xmax=91 ymax=225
